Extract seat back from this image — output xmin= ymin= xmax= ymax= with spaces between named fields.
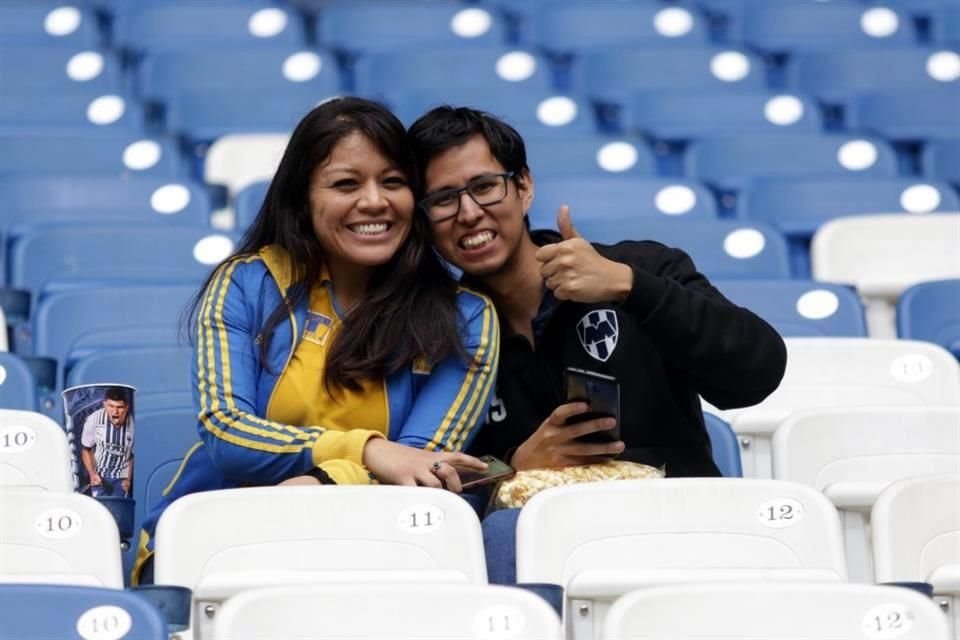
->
xmin=0 ymin=409 xmax=72 ymax=491
xmin=0 ymin=3 xmax=100 ymax=47
xmin=0 ymin=488 xmax=123 ymax=587
xmin=0 ymin=353 xmax=38 ymax=410
xmin=703 ymin=413 xmax=742 ymax=478
xmin=924 ymin=137 xmax=960 ymax=184
xmin=898 ymin=279 xmax=960 ymax=359
xmin=849 ymin=88 xmax=960 ymax=141
xmin=523 ymin=135 xmax=657 ymax=178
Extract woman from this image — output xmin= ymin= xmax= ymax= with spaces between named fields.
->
xmin=132 ymin=98 xmax=498 ymax=583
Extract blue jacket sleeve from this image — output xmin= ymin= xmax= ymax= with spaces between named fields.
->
xmin=392 ymin=289 xmax=500 ymax=452
xmin=193 ymin=258 xmax=381 ymax=483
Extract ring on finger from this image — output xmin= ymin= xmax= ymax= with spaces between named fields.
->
xmin=431 ymin=461 xmax=442 ymax=473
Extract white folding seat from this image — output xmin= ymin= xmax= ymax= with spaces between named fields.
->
xmin=602 ymin=582 xmax=953 ymax=639
xmin=204 ymin=133 xmax=288 ymax=198
xmin=515 ymin=479 xmax=847 ymax=640
xmin=873 ymin=474 xmax=960 ymax=639
xmin=154 ymin=485 xmax=486 ymax=639
xmin=773 ymin=407 xmax=960 ymax=582
xmin=212 ymin=583 xmax=562 ymax=640
xmin=705 ymin=338 xmax=960 ymax=478
xmin=812 ymin=214 xmax=960 ymax=338
xmin=0 ymin=410 xmax=73 ymax=492
xmin=0 ymin=488 xmax=123 ymax=587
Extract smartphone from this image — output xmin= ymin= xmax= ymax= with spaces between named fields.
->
xmin=563 ymin=367 xmax=621 ymax=444
xmin=458 ymin=455 xmax=516 ymax=490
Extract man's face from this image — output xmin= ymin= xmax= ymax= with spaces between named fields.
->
xmin=424 ymin=135 xmax=533 ymax=278
xmin=103 ymin=399 xmax=129 ymax=426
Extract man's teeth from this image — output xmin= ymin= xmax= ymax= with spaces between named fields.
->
xmin=462 ymin=231 xmax=495 ymax=248
xmin=351 ymin=223 xmax=388 ymax=235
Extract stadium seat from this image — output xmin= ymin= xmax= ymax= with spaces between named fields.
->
xmin=713 ymin=280 xmax=867 ymax=337
xmin=205 ymin=133 xmax=288 ymax=198
xmin=524 ymin=135 xmax=657 ymax=177
xmin=898 ymin=279 xmax=960 ymax=359
xmin=154 ymin=486 xmax=487 ymax=639
xmin=67 ymin=347 xmax=193 ymax=414
xmin=353 ymin=47 xmax=555 ymax=96
xmin=933 ymin=5 xmax=960 ymax=47
xmin=0 ymin=584 xmax=168 ymax=640
xmin=0 ymin=132 xmax=184 ymax=177
xmin=0 ymin=354 xmax=39 ymax=411
xmin=703 ymin=413 xmax=742 ymax=478
xmin=385 ymin=88 xmax=596 ymax=136
xmin=529 ymin=2 xmax=708 ymax=53
xmin=234 ymin=180 xmax=270 ymax=230
xmin=0 ymin=176 xmax=211 ymax=237
xmin=623 ymin=92 xmax=822 ymax=140
xmin=0 ymin=488 xmax=123 ymax=587
xmin=602 ymin=583 xmax=952 ymax=640
xmin=0 ymin=409 xmax=72 ymax=491
xmin=704 ymin=338 xmax=960 ymax=479
xmin=533 ymin=219 xmax=791 ymax=281
xmin=10 ymin=227 xmax=231 ymax=303
xmin=0 ymin=46 xmax=122 ymax=95
xmin=529 ymin=177 xmax=717 ymax=227
xmin=685 ymin=135 xmax=899 ymax=192
xmin=213 ymin=584 xmax=562 ymax=640
xmin=787 ymin=48 xmax=960 ymax=105
xmin=811 ymin=214 xmax=960 ymax=338
xmin=138 ymin=48 xmax=341 ymax=141
xmin=848 ymin=88 xmax=960 ymax=141
xmin=924 ymin=137 xmax=960 ymax=185
xmin=516 ymin=479 xmax=847 ymax=640
xmin=113 ymin=1 xmax=305 ymax=54
xmin=772 ymin=406 xmax=960 ymax=581
xmin=318 ymin=2 xmax=507 ymax=55
xmin=571 ymin=47 xmax=766 ymax=106
xmin=0 ymin=92 xmax=144 ymax=133
xmin=872 ymin=474 xmax=960 ymax=636
xmin=742 ymin=3 xmax=915 ymax=54
xmin=0 ymin=3 xmax=101 ymax=47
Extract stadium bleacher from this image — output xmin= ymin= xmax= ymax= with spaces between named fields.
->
xmin=1 ymin=1 xmax=958 ymax=638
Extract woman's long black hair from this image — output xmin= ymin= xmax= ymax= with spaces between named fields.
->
xmin=188 ymin=97 xmax=467 ymax=390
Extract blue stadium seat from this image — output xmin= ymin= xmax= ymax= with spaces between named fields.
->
xmin=67 ymin=346 xmax=193 ymax=414
xmin=531 ymin=219 xmax=791 ymax=280
xmin=139 ymin=49 xmax=342 ymax=141
xmin=10 ymin=226 xmax=232 ymax=299
xmin=385 ymin=88 xmax=596 ymax=136
xmin=525 ymin=135 xmax=657 ymax=177
xmin=0 ymin=45 xmax=122 ymax=98
xmin=786 ymin=48 xmax=959 ymax=105
xmin=0 ymin=3 xmax=101 ymax=47
xmin=114 ymin=1 xmax=305 ymax=54
xmin=0 ymin=132 xmax=184 ymax=177
xmin=318 ymin=1 xmax=506 ymax=55
xmin=0 ymin=351 xmax=38 ymax=410
xmin=354 ymin=47 xmax=553 ymax=96
xmin=529 ymin=2 xmax=708 ymax=53
xmin=897 ymin=279 xmax=960 ymax=359
xmin=0 ymin=176 xmax=211 ymax=237
xmin=529 ymin=177 xmax=718 ymax=227
xmin=742 ymin=2 xmax=915 ymax=54
xmin=623 ymin=92 xmax=822 ymax=140
xmin=0 ymin=584 xmax=167 ymax=640
xmin=0 ymin=92 xmax=144 ymax=133
xmin=933 ymin=5 xmax=960 ymax=47
xmin=847 ymin=88 xmax=960 ymax=141
xmin=235 ymin=180 xmax=269 ymax=230
xmin=924 ymin=137 xmax=960 ymax=184
xmin=571 ymin=47 xmax=766 ymax=105
xmin=685 ymin=134 xmax=899 ymax=191
xmin=703 ymin=413 xmax=742 ymax=478
xmin=713 ymin=280 xmax=867 ymax=337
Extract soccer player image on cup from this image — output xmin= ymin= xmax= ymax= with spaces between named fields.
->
xmin=79 ymin=386 xmax=135 ymax=498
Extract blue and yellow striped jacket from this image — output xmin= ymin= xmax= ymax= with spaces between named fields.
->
xmin=132 ymin=245 xmax=498 ymax=582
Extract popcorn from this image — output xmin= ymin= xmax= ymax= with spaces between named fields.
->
xmin=494 ymin=460 xmax=664 ymax=509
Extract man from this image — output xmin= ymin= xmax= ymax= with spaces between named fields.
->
xmin=408 ymin=107 xmax=787 ymax=582
xmin=81 ymin=386 xmax=135 ymax=498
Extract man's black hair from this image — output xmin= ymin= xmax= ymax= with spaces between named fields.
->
xmin=104 ymin=386 xmax=129 ymax=404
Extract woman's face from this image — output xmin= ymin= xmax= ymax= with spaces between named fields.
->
xmin=308 ymin=131 xmax=414 ymax=271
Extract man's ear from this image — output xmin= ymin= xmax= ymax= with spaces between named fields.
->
xmin=515 ymin=169 xmax=535 ymax=215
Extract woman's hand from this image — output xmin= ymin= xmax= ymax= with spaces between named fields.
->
xmin=511 ymin=402 xmax=624 ymax=471
xmin=361 ymin=438 xmax=488 ymax=493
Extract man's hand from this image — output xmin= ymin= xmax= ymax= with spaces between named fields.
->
xmin=511 ymin=402 xmax=624 ymax=471
xmin=361 ymin=438 xmax=488 ymax=494
xmin=121 ymin=478 xmax=131 ymax=494
xmin=89 ymin=471 xmax=102 ymax=486
xmin=535 ymin=205 xmax=634 ymax=303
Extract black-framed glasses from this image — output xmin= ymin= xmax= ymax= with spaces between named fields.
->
xmin=419 ymin=172 xmax=515 ymax=222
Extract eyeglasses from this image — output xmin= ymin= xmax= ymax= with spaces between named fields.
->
xmin=419 ymin=172 xmax=515 ymax=222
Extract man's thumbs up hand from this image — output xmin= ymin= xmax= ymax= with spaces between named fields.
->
xmin=534 ymin=205 xmax=634 ymax=303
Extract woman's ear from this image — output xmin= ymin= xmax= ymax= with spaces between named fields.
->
xmin=515 ymin=169 xmax=535 ymax=215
